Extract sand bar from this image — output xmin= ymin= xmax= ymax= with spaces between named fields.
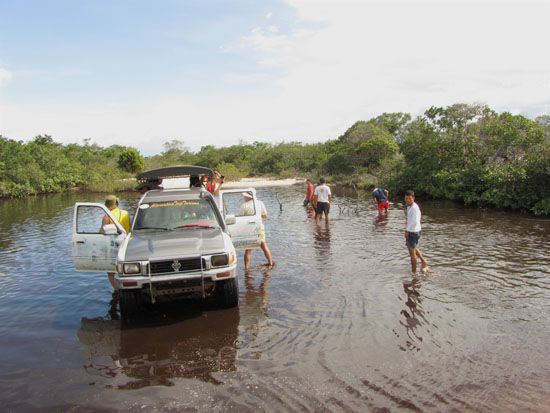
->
xmin=159 ymin=177 xmax=304 ymax=189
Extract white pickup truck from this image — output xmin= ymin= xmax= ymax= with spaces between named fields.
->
xmin=71 ymin=166 xmax=263 ymax=317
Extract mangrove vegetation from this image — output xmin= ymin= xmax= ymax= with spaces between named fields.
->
xmin=1 ymin=103 xmax=549 ymax=215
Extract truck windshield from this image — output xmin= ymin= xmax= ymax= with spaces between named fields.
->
xmin=133 ymin=199 xmax=221 ymax=231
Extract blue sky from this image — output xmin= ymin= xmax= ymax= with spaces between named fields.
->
xmin=0 ymin=0 xmax=290 ymax=100
xmin=1 ymin=0 xmax=549 ymax=155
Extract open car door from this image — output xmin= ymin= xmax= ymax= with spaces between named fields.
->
xmin=219 ymin=189 xmax=262 ymax=250
xmin=72 ymin=203 xmax=127 ymax=272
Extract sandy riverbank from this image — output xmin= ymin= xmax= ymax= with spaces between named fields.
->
xmin=160 ymin=177 xmax=305 ymax=189
xmin=222 ymin=177 xmax=304 ymax=188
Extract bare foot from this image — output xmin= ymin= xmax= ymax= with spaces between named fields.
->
xmin=421 ymin=266 xmax=430 ymax=274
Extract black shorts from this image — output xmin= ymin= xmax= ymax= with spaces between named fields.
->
xmin=406 ymin=231 xmax=421 ymax=248
xmin=315 ymin=202 xmax=330 ymax=216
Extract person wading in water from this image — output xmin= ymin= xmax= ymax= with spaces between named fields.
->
xmin=404 ymin=190 xmax=429 ymax=275
xmin=372 ymin=187 xmax=390 ymax=216
xmin=313 ymin=177 xmax=332 ymax=225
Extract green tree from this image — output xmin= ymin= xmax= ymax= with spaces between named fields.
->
xmin=117 ymin=148 xmax=145 ymax=173
xmin=338 ymin=121 xmax=380 ymax=143
xmin=163 ymin=139 xmax=189 ymax=158
xmin=368 ymin=112 xmax=411 ymax=142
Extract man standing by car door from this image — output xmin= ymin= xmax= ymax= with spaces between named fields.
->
xmin=239 ymin=192 xmax=274 ymax=272
xmin=313 ymin=177 xmax=332 ymax=225
xmin=102 ymin=195 xmax=130 ymax=289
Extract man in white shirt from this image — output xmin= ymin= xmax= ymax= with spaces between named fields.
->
xmin=313 ymin=177 xmax=332 ymax=224
xmin=404 ymin=190 xmax=429 ymax=274
xmin=239 ymin=192 xmax=274 ymax=271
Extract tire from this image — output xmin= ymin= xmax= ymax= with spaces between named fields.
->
xmin=217 ymin=278 xmax=239 ymax=308
xmin=119 ymin=290 xmax=142 ymax=318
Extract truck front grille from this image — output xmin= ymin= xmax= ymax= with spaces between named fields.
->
xmin=149 ymin=257 xmax=202 ymax=275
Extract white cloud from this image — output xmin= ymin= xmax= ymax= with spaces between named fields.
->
xmin=1 ymin=1 xmax=549 ymax=153
xmin=244 ymin=0 xmax=550 ymax=124
xmin=0 ymin=67 xmax=12 ymax=87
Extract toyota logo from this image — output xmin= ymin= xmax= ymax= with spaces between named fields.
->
xmin=171 ymin=260 xmax=181 ymax=272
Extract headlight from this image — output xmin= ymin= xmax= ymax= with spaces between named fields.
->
xmin=123 ymin=263 xmax=141 ymax=274
xmin=211 ymin=254 xmax=229 ymax=267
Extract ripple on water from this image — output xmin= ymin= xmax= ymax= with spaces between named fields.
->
xmin=0 ymin=189 xmax=550 ymax=411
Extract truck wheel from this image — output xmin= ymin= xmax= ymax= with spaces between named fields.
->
xmin=217 ymin=278 xmax=239 ymax=308
xmin=119 ymin=291 xmax=142 ymax=318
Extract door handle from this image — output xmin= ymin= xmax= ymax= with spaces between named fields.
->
xmin=77 ymin=240 xmax=85 ymax=244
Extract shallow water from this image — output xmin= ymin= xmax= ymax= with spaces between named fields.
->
xmin=0 ymin=187 xmax=549 ymax=412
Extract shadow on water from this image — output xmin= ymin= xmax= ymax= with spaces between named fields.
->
xmin=77 ymin=297 xmax=240 ymax=389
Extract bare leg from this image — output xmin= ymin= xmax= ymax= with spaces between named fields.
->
xmin=260 ymin=241 xmax=274 ymax=266
xmin=408 ymin=248 xmax=417 ymax=274
xmin=244 ymin=250 xmax=252 ymax=272
xmin=107 ymin=272 xmax=116 ymax=289
xmin=415 ymin=248 xmax=429 ymax=271
xmin=325 ymin=211 xmax=329 ymax=225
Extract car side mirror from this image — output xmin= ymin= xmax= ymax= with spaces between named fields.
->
xmin=102 ymin=223 xmax=118 ymax=235
xmin=225 ymin=214 xmax=236 ymax=225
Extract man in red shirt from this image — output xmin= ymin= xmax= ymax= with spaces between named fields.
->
xmin=304 ymin=178 xmax=315 ymax=207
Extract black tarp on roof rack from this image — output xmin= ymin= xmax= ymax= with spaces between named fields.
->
xmin=136 ymin=165 xmax=213 ymax=183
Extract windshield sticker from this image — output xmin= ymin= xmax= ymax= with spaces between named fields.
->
xmin=139 ymin=204 xmax=150 ymax=209
xmin=150 ymin=200 xmax=201 ymax=208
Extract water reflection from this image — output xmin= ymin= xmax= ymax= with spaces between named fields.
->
xmin=2 ymin=189 xmax=550 ymax=411
xmin=304 ymin=204 xmax=316 ymax=221
xmin=374 ymin=212 xmax=390 ymax=228
xmin=244 ymin=271 xmax=271 ymax=312
xmin=242 ymin=270 xmax=272 ymax=341
xmin=399 ymin=277 xmax=427 ymax=352
xmin=77 ymin=303 xmax=240 ymax=388
xmin=313 ymin=224 xmax=331 ymax=261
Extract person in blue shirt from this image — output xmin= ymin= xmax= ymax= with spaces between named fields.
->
xmin=372 ymin=187 xmax=390 ymax=216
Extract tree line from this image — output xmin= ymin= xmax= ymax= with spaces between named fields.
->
xmin=1 ymin=103 xmax=549 ymax=215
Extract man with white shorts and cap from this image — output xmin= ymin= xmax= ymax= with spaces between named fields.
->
xmin=239 ymin=192 xmax=274 ymax=272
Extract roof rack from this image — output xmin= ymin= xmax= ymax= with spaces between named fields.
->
xmin=136 ymin=165 xmax=213 ymax=183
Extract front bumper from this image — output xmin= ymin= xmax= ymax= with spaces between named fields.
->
xmin=115 ymin=264 xmax=237 ymax=291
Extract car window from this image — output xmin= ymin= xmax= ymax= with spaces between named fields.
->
xmin=133 ymin=199 xmax=220 ymax=230
xmin=76 ymin=205 xmax=108 ymax=234
xmin=222 ymin=192 xmax=256 ymax=217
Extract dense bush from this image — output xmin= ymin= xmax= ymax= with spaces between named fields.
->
xmin=0 ymin=135 xmax=140 ymax=197
xmin=1 ymin=104 xmax=548 ymax=216
xmin=395 ymin=104 xmax=550 ymax=215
